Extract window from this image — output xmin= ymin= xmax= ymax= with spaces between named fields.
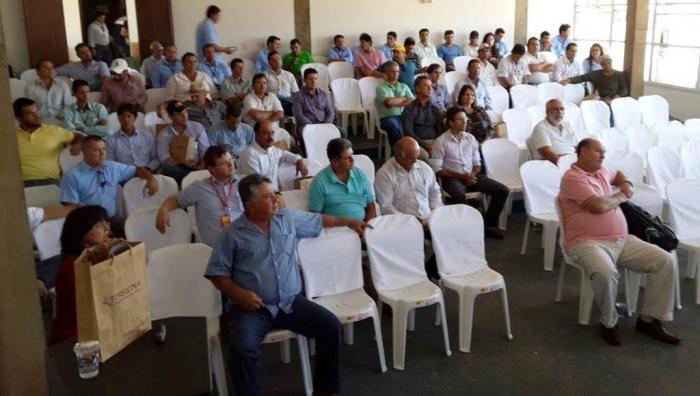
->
xmin=573 ymin=0 xmax=628 ymax=70
xmin=645 ymin=0 xmax=700 ymax=90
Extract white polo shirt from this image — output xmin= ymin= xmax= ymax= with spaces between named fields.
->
xmin=553 ymin=56 xmax=584 ymax=82
xmin=374 ymin=157 xmax=443 ymax=219
xmin=496 ymin=54 xmax=531 ymax=85
xmin=524 ymin=52 xmax=551 ymax=85
xmin=242 ymin=92 xmax=284 ymax=125
xmin=264 ymin=69 xmax=299 ymax=98
xmin=530 ymin=118 xmax=577 ymax=159
xmin=237 ymin=141 xmax=302 ymax=190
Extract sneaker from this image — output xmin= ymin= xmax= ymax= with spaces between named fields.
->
xmin=600 ymin=324 xmax=622 ymax=346
xmin=635 ymin=318 xmax=681 ymax=345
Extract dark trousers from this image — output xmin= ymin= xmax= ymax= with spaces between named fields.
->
xmin=379 ymin=116 xmax=403 ymax=148
xmin=442 ymin=175 xmax=509 ymax=228
xmin=159 ymin=162 xmax=195 ymax=186
xmin=279 ymin=96 xmax=294 ymax=117
xmin=94 ymin=44 xmax=113 ymax=65
xmin=227 ymin=294 xmax=341 ymax=396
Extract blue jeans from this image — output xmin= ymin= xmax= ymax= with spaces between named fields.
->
xmin=379 ymin=116 xmax=404 ymax=148
xmin=226 ymin=294 xmax=341 ymax=396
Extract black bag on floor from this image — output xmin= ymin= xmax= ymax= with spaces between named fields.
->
xmin=620 ymin=201 xmax=678 ymax=252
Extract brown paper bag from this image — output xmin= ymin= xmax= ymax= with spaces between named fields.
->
xmin=170 ymin=135 xmax=195 ymax=164
xmin=493 ymin=122 xmax=507 ymax=139
xmin=75 ymin=240 xmax=151 ymax=362
xmin=294 ymin=176 xmax=314 ymax=191
xmin=272 ymin=140 xmax=289 ymax=151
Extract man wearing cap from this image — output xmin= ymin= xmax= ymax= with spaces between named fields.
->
xmin=199 ymin=43 xmax=232 ymax=88
xmin=464 ymin=31 xmax=481 ymax=58
xmin=140 ymin=41 xmax=164 ymax=88
xmin=57 ymin=43 xmax=110 ymax=91
xmin=476 ymin=44 xmax=498 ymax=87
xmin=100 ymin=58 xmax=146 ymax=113
xmin=184 ymin=81 xmax=226 ymax=131
xmin=376 ymin=45 xmax=417 ymax=90
xmin=157 ymin=100 xmax=211 ymax=184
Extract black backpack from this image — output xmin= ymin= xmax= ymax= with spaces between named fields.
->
xmin=619 ymin=201 xmax=678 ymax=252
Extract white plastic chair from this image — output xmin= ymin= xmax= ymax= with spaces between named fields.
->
xmin=352 ymin=154 xmax=375 ymax=187
xmin=180 ymin=169 xmax=211 ymax=242
xmin=429 ymin=204 xmax=513 ymax=352
xmin=364 ymin=214 xmax=451 ymax=370
xmin=327 ymin=61 xmax=355 ymax=81
xmin=656 ymin=121 xmax=688 ymax=151
xmin=556 ymin=153 xmax=578 ymax=176
xmin=647 ymin=146 xmax=683 ymax=200
xmin=143 ymin=111 xmax=169 ymax=134
xmin=444 ymin=71 xmax=465 ymax=98
xmin=519 ymin=160 xmax=561 ymax=271
xmin=686 ymin=118 xmax=700 ymax=135
xmin=452 ymin=56 xmax=472 ymax=73
xmin=122 ymin=174 xmax=178 ymax=215
xmin=509 ymin=84 xmax=538 ymax=110
xmin=610 ymin=97 xmax=642 ymax=130
xmin=486 ymin=109 xmax=502 ymax=123
xmin=580 ymin=100 xmax=611 ymax=132
xmin=20 ymin=68 xmax=38 ymax=84
xmin=297 ymin=228 xmax=387 ymax=372
xmin=638 ymin=95 xmax=669 ymax=128
xmin=301 ymin=63 xmax=330 ymax=92
xmin=420 ymin=56 xmax=446 ymax=70
xmin=564 ymin=102 xmax=585 ymax=134
xmin=666 ymin=179 xmax=700 ymax=304
xmin=604 ymin=150 xmax=645 ymax=185
xmin=563 ymin=83 xmax=585 ymax=105
xmin=302 ymin=124 xmax=341 ymax=167
xmin=87 ymin=91 xmax=101 ymax=103
xmin=145 ymin=88 xmax=167 ymax=113
xmin=502 ymin=109 xmax=533 ymax=150
xmin=24 ymin=184 xmax=61 ymax=207
xmin=280 ymin=189 xmax=309 ymax=211
xmin=482 ymin=139 xmax=523 ymax=230
xmin=330 ymin=78 xmax=367 ymax=134
xmin=125 ymin=207 xmax=192 ymax=254
xmin=627 ymin=124 xmax=659 ymax=163
xmin=278 ymin=158 xmax=323 ymax=191
xmin=59 ymin=147 xmax=82 ymax=174
xmin=680 ymin=140 xmax=700 ymax=181
xmin=537 ymin=82 xmax=566 ymax=105
xmin=10 ymin=78 xmax=26 ymax=100
xmin=33 ymin=218 xmax=65 ymax=260
xmin=106 ymin=112 xmax=121 ymax=135
xmin=358 ymin=77 xmax=383 ymax=140
xmin=525 ymin=104 xmax=546 ymax=126
xmin=487 ymin=85 xmax=509 ymax=114
xmin=592 ymin=127 xmax=629 ymax=153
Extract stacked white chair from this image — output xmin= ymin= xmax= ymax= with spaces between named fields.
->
xmin=328 ymin=61 xmax=355 ymax=81
xmin=525 ymin=104 xmax=546 ymax=126
xmin=686 ymin=118 xmax=700 ymax=136
xmin=358 ymin=76 xmax=383 ymax=140
xmin=564 ymin=102 xmax=585 ymax=134
xmin=24 ymin=184 xmax=61 ymax=207
xmin=680 ymin=140 xmax=700 ymax=180
xmin=444 ymin=71 xmax=466 ymax=97
xmin=59 ymin=148 xmax=83 ymax=173
xmin=181 ymin=170 xmax=211 ymax=243
xmin=20 ymin=68 xmax=38 ymax=84
xmin=330 ymin=78 xmax=367 ymax=134
xmin=563 ymin=83 xmax=585 ymax=105
xmin=646 ymin=146 xmax=683 ymax=200
xmin=280 ymin=189 xmax=309 ymax=211
xmin=420 ymin=56 xmax=446 ymax=70
xmin=487 ymin=85 xmax=510 ymax=115
xmin=301 ymin=63 xmax=330 ymax=92
xmin=666 ymin=179 xmax=700 ymax=304
xmin=10 ymin=78 xmax=26 ymax=100
xmin=297 ymin=228 xmax=387 ymax=372
xmin=610 ymin=97 xmax=642 ymax=130
xmin=593 ymin=127 xmax=630 ymax=152
xmin=145 ymin=88 xmax=167 ymax=112
xmin=278 ymin=158 xmax=323 ymax=191
xmin=502 ymin=109 xmax=533 ymax=151
xmin=519 ymin=160 xmax=561 ymax=271
xmin=604 ymin=151 xmax=645 ymax=185
xmin=627 ymin=124 xmax=659 ymax=163
xmin=510 ymin=84 xmax=538 ymax=110
xmin=452 ymin=56 xmax=472 ymax=74
xmin=556 ymin=153 xmax=578 ymax=176
xmin=638 ymin=95 xmax=669 ymax=128
xmin=656 ymin=120 xmax=688 ymax=151
xmin=33 ymin=218 xmax=66 ymax=260
xmin=364 ymin=214 xmax=451 ymax=370
xmin=536 ymin=82 xmax=566 ymax=104
xmin=486 ymin=109 xmax=502 ymax=124
xmin=481 ymin=139 xmax=523 ymax=230
xmin=302 ymin=123 xmax=342 ymax=166
xmin=580 ymin=100 xmax=611 ymax=132
xmin=352 ymin=154 xmax=375 ymax=187
xmin=122 ymin=174 xmax=178 ymax=216
xmin=107 ymin=112 xmax=121 ymax=135
xmin=429 ymin=205 xmax=513 ymax=352
xmin=125 ymin=207 xmax=192 ymax=254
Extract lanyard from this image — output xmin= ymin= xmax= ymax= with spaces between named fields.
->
xmin=210 ymin=177 xmax=234 ymax=212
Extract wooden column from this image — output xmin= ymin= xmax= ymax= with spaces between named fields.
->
xmin=21 ymin=0 xmax=68 ymax=66
xmin=624 ymin=0 xmax=649 ymax=98
xmin=136 ymin=0 xmax=174 ymax=60
xmin=294 ymin=0 xmax=311 ymax=52
xmin=514 ymin=0 xmax=529 ymax=47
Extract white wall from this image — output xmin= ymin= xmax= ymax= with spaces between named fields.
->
xmin=63 ymin=0 xmax=82 ymax=62
xmin=309 ymin=0 xmax=516 ymax=58
xmin=527 ymin=0 xmax=574 ymax=40
xmin=170 ymin=0 xmax=295 ymax=62
xmin=1 ymin=0 xmax=30 ymax=72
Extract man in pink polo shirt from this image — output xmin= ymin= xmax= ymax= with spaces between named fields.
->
xmin=559 ymin=138 xmax=679 ymax=346
xmin=354 ymin=33 xmax=387 ymax=78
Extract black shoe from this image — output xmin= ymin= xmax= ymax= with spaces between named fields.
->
xmin=485 ymin=227 xmax=505 ymax=239
xmin=600 ymin=324 xmax=622 ymax=346
xmin=635 ymin=318 xmax=681 ymax=345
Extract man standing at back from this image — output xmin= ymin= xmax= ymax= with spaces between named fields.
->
xmin=87 ymin=11 xmax=112 ymax=65
xmin=195 ymin=5 xmax=233 ymax=63
xmin=552 ymin=24 xmax=573 ymax=57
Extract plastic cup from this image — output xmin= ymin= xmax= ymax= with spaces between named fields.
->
xmin=73 ymin=341 xmax=101 ymax=379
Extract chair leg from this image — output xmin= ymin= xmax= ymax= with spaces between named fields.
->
xmin=343 ymin=323 xmax=354 ymax=345
xmin=685 ymin=249 xmax=697 ymax=279
xmin=340 ymin=112 xmax=349 ymax=132
xmin=392 ymin=303 xmax=409 ymax=370
xmin=501 ymin=286 xmax=514 ymax=340
xmin=296 ymin=335 xmax=314 ymax=396
xmin=542 ymin=222 xmax=558 ymax=271
xmin=457 ymin=290 xmax=476 ymax=353
xmin=434 ymin=280 xmax=444 ymax=326
xmin=351 ymin=113 xmax=358 ymax=136
xmin=624 ymin=269 xmax=642 ymax=316
xmin=371 ymin=306 xmax=388 ymax=373
xmin=520 ymin=219 xmax=530 ymax=255
xmin=438 ymin=297 xmax=452 ymax=357
xmin=407 ymin=309 xmax=415 ymax=331
xmin=280 ymin=339 xmax=291 ymax=363
xmin=308 ymin=338 xmax=316 ymax=356
xmin=672 ymin=251 xmax=682 ymax=310
xmin=555 ymin=260 xmax=568 ymax=302
xmin=579 ymin=270 xmax=594 ymax=325
xmin=210 ymin=334 xmax=229 ymax=396
xmin=498 ymin=192 xmax=511 ymax=231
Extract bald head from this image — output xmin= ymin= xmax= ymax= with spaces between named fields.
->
xmin=394 ymin=137 xmax=420 ymax=170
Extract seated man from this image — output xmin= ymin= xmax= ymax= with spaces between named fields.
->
xmin=540 ymin=31 xmax=553 ymax=52
xmin=205 ymin=173 xmax=369 ymax=396
xmin=60 ymin=135 xmax=157 ymax=219
xmin=553 ymin=43 xmax=584 ymax=82
xmin=524 ymin=37 xmax=554 ymax=85
xmin=56 ymin=43 xmax=110 ymax=91
xmin=354 ymin=33 xmax=387 ymax=78
xmin=283 ymin=38 xmax=314 ymax=79
xmin=560 ymin=55 xmax=628 ymax=104
xmin=493 ymin=28 xmax=510 ymax=59
xmin=140 ymin=41 xmax=164 ymax=88
xmin=377 ymin=45 xmax=416 ymax=89
xmin=221 ymin=58 xmax=251 ymax=104
xmin=156 ymin=146 xmax=243 ymax=246
xmin=25 ymin=60 xmax=73 ymax=122
xmin=497 ymin=44 xmax=531 ymax=89
xmin=376 ymin=62 xmax=414 ymax=147
xmin=63 ymin=79 xmax=110 ymax=137
xmin=152 ymin=44 xmax=183 ymax=88
xmin=255 ymin=35 xmax=281 ymax=73
xmin=15 ymin=98 xmax=82 ymax=185
xmin=264 ymin=51 xmax=299 ymax=116
xmin=106 ymin=103 xmax=159 ymax=170
xmin=431 ymin=106 xmax=508 ymax=239
xmin=292 ymin=68 xmax=337 ymax=134
xmin=326 ymin=34 xmax=353 ymax=63
xmin=100 ymin=58 xmax=146 ymax=113
xmin=238 ymin=120 xmax=307 ymax=191
xmin=437 ymin=30 xmax=463 ymax=71
xmin=199 ymin=43 xmax=232 ymax=88
xmin=208 ymin=103 xmax=255 ymax=159
xmin=157 ymin=101 xmax=211 ymax=184
xmin=184 ymin=81 xmax=226 ymax=131
xmin=378 ymin=31 xmax=397 ymax=60
xmin=476 ymin=44 xmax=498 ymax=87
xmin=308 ymin=138 xmax=376 ymax=221
xmin=404 ymin=37 xmax=421 ymax=71
xmin=559 ymin=138 xmax=679 ymax=346
xmin=402 ymin=76 xmax=443 ymax=159
xmin=415 ymin=28 xmax=437 ymax=62
xmin=529 ymin=99 xmax=577 ymax=164
xmin=242 ymin=73 xmax=285 ymax=126
xmin=426 ymin=64 xmax=450 ymax=111
xmin=452 ymin=59 xmax=493 ymax=109
xmin=165 ymin=52 xmax=217 ymax=102
xmin=464 ymin=30 xmax=480 ymax=58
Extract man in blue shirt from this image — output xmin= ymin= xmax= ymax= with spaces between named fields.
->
xmin=308 ymin=138 xmax=376 ymax=221
xmin=326 ymin=34 xmax=353 ymax=63
xmin=56 ymin=43 xmax=110 ymax=91
xmin=61 ymin=135 xmax=158 ymax=219
xmin=255 ymin=35 xmax=281 ymax=73
xmin=208 ymin=104 xmax=255 ymax=159
xmin=199 ymin=43 xmax=232 ymax=87
xmin=378 ymin=31 xmax=397 ymax=60
xmin=152 ymin=45 xmax=183 ymax=88
xmin=195 ymin=5 xmax=233 ymax=63
xmin=552 ymin=24 xmax=573 ymax=56
xmin=157 ymin=101 xmax=211 ymax=184
xmin=437 ymin=30 xmax=463 ymax=71
xmin=106 ymin=103 xmax=160 ymax=170
xmin=205 ymin=173 xmax=369 ymax=396
xmin=493 ymin=28 xmax=510 ymax=59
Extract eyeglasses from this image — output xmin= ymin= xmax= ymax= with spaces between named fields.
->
xmin=91 ymin=220 xmax=110 ymax=230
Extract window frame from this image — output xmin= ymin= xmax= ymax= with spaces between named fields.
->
xmin=572 ymin=0 xmax=628 ymax=69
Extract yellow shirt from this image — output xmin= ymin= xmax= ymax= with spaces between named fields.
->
xmin=17 ymin=124 xmax=74 ymax=181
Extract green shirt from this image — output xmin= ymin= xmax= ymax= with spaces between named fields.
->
xmin=62 ymin=101 xmax=110 ymax=137
xmin=283 ymin=51 xmax=314 ymax=77
xmin=307 ymin=166 xmax=375 ymax=220
xmin=375 ymin=80 xmax=414 ymax=119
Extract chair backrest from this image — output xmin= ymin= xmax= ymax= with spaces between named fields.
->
xmin=87 ymin=91 xmax=101 ymax=103
xmin=10 ymin=78 xmax=26 ymax=100
xmin=481 ymin=138 xmax=522 ymax=187
xmin=519 ymin=160 xmax=561 ymax=216
xmin=358 ymin=76 xmax=383 ymax=110
xmin=330 ymin=78 xmax=362 ymax=111
xmin=563 ymin=83 xmax=585 ymax=105
xmin=33 ymin=218 xmax=65 ymax=260
xmin=630 ymin=183 xmax=664 ymax=218
xmin=428 ymin=204 xmax=487 ymax=277
xmin=452 ymin=56 xmax=472 ymax=73
xmin=278 ymin=158 xmax=323 ymax=191
xmin=638 ymin=94 xmax=669 ymax=128
xmin=610 ymin=97 xmax=642 ymax=130
xmin=487 ymin=84 xmax=510 ymax=114
xmin=666 ymin=178 xmax=700 ymax=240
xmin=421 ymin=56 xmax=446 ymax=70
xmin=486 ymin=109 xmax=502 ymax=123
xmin=181 ymin=169 xmax=210 ymax=190
xmin=352 ymin=154 xmax=375 ymax=186
xmin=297 ymin=227 xmax=364 ymax=298
xmin=680 ymin=140 xmax=700 ymax=180
xmin=646 ymin=146 xmax=683 ymax=198
xmin=143 ymin=111 xmax=169 ymax=133
xmin=301 ymin=63 xmax=330 ymax=92
xmin=147 ymin=243 xmax=221 ymax=320
xmin=242 ymin=58 xmax=256 ymax=80
xmin=59 ymin=148 xmax=82 ymax=173
xmin=510 ymin=84 xmax=538 ymax=110
xmin=564 ymin=102 xmax=584 ymax=134
xmin=24 ymin=184 xmax=61 ymax=207
xmin=125 ymin=207 xmax=192 ymax=254
xmin=557 ymin=153 xmax=578 ymax=176
xmin=327 ymin=61 xmax=355 ymax=81
xmin=128 ymin=69 xmax=146 ymax=86
xmin=604 ymin=150 xmax=645 ymax=185
xmin=685 ymin=118 xmax=700 ymax=133
xmin=627 ymin=124 xmax=659 ymax=161
xmin=593 ymin=127 xmax=629 ymax=152
xmin=525 ymin=104 xmax=546 ymax=126
xmin=537 ymin=82 xmax=566 ymax=104
xmin=656 ymin=120 xmax=689 ymax=151
xmin=145 ymin=88 xmax=167 ymax=113
xmin=20 ymin=68 xmax=38 ymax=84
xmin=502 ymin=109 xmax=533 ymax=148
xmin=122 ymin=174 xmax=178 ymax=215
xmin=445 ymin=71 xmax=466 ymax=97
xmin=580 ymin=100 xmax=611 ymax=132
xmin=55 ymin=76 xmax=73 ymax=88
xmin=107 ymin=112 xmax=121 ymax=135
xmin=364 ymin=214 xmax=427 ymax=292
xmin=280 ymin=189 xmax=309 ymax=211
xmin=302 ymin=124 xmax=341 ymax=166
xmin=272 ymin=126 xmax=291 ymax=148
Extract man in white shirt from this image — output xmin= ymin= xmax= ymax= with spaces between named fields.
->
xmin=264 ymin=51 xmax=299 ymax=116
xmin=476 ymin=44 xmax=497 ymax=87
xmin=497 ymin=44 xmax=531 ymax=89
xmin=243 ymin=73 xmax=285 ymax=126
xmin=140 ymin=41 xmax=164 ymax=88
xmin=529 ymin=99 xmax=578 ymax=164
xmin=553 ymin=43 xmax=584 ymax=82
xmin=237 ymin=119 xmax=307 ymax=190
xmin=464 ymin=31 xmax=480 ymax=58
xmin=164 ymin=52 xmax=217 ymax=102
xmin=87 ymin=11 xmax=112 ymax=64
xmin=524 ymin=37 xmax=554 ymax=85
xmin=24 ymin=60 xmax=73 ymax=121
xmin=414 ymin=28 xmax=438 ymax=62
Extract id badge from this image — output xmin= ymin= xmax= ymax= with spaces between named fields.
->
xmin=220 ymin=215 xmax=231 ymax=228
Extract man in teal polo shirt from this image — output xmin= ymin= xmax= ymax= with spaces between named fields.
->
xmin=308 ymin=138 xmax=376 ymax=221
xmin=375 ymin=62 xmax=414 ymax=148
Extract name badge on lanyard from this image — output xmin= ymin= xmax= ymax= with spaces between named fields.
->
xmin=211 ymin=178 xmax=235 ymax=229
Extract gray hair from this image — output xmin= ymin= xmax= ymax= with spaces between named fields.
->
xmin=238 ymin=174 xmax=273 ymax=206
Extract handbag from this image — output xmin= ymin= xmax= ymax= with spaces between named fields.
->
xmin=619 ymin=201 xmax=679 ymax=252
